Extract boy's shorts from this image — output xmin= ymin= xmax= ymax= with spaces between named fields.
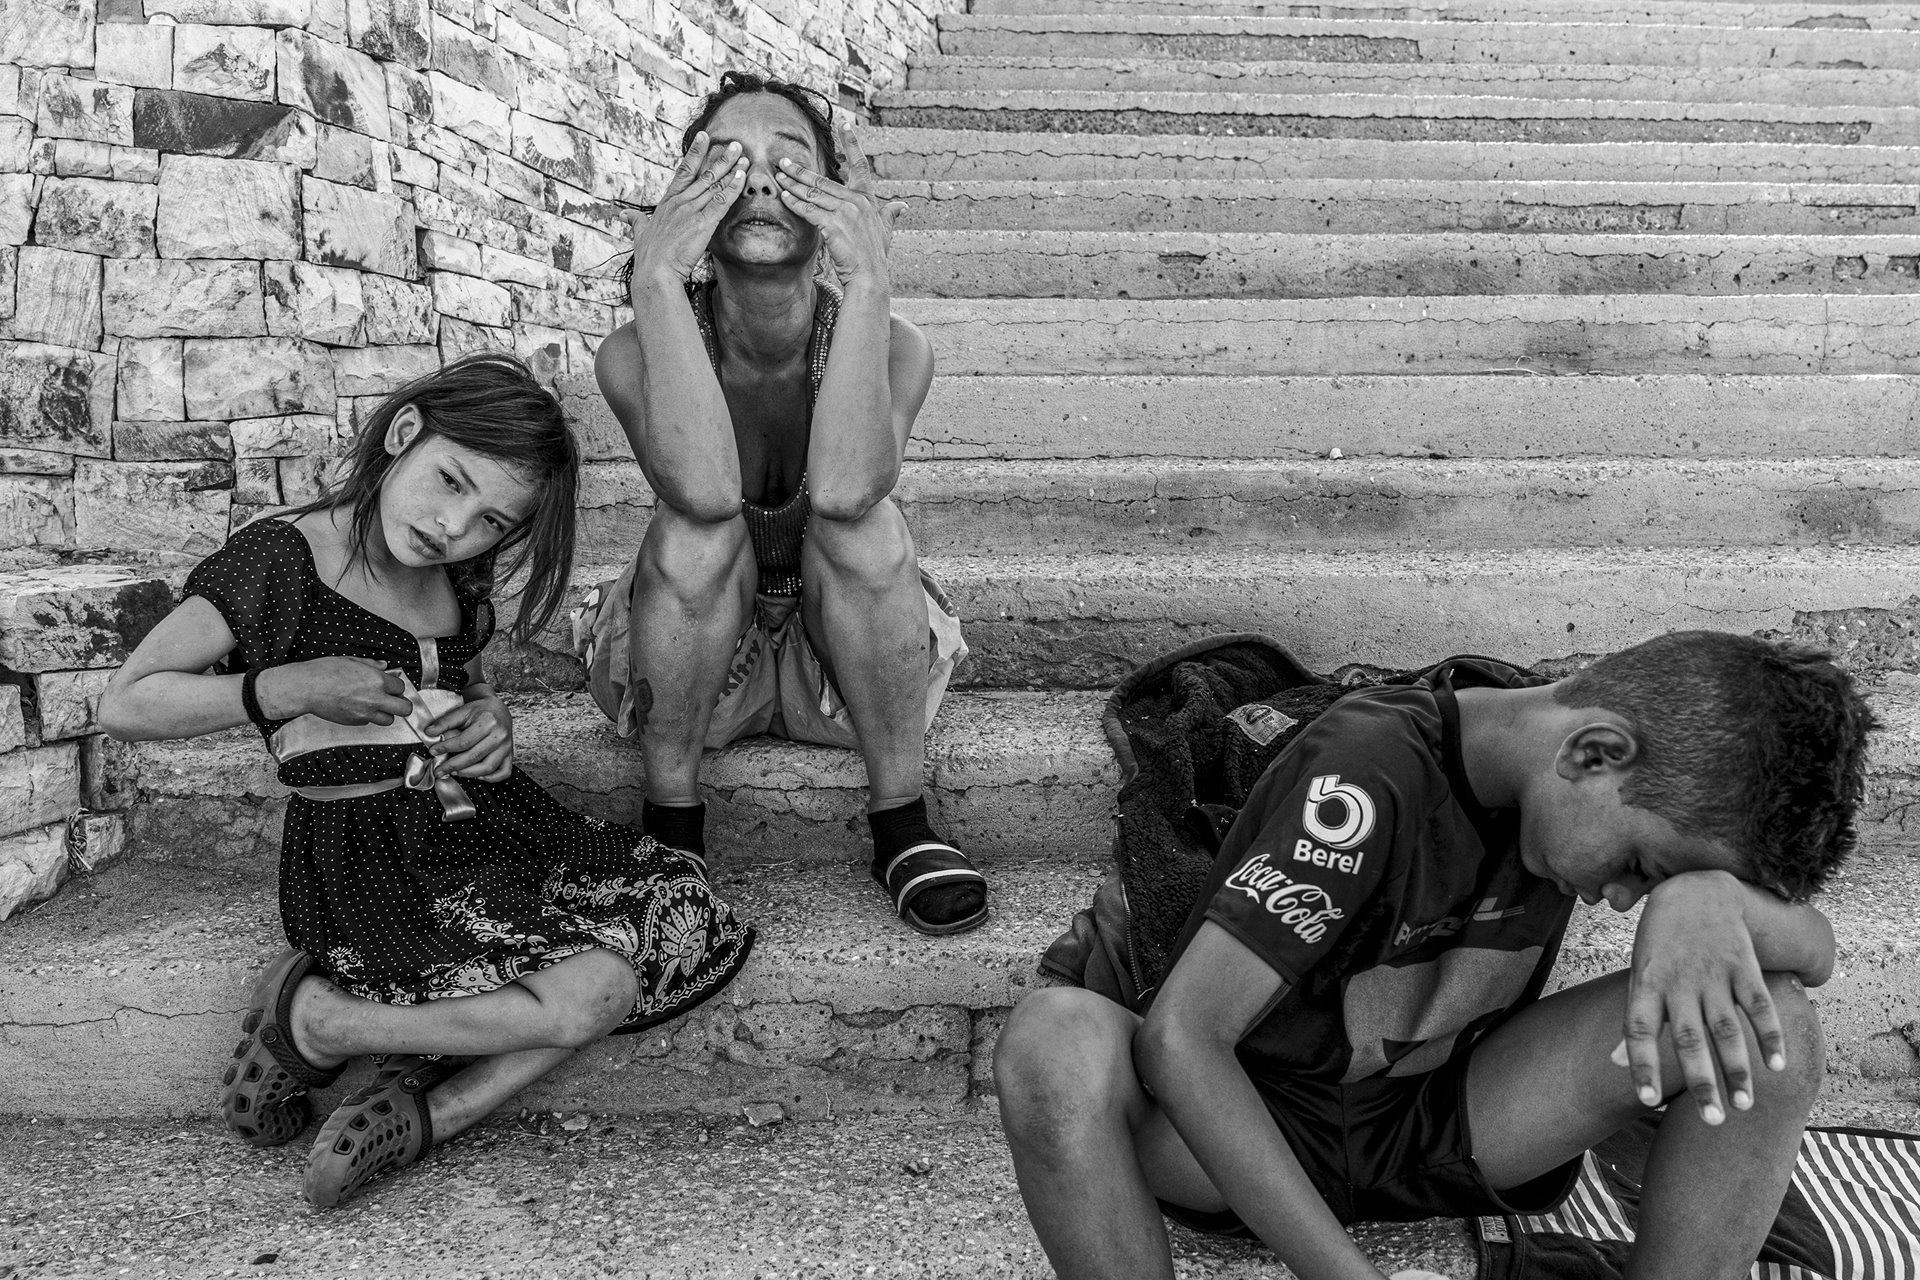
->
xmin=577 ymin=556 xmax=967 ymax=751
xmin=1157 ymin=1048 xmax=1582 ymax=1233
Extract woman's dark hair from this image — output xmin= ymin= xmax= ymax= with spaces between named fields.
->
xmin=296 ymin=352 xmax=579 ymax=642
xmin=620 ymin=70 xmax=841 ymax=289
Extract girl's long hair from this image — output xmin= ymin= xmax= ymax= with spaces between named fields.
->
xmin=295 ymin=353 xmax=578 ymax=641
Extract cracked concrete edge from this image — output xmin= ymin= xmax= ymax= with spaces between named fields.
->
xmin=966 ymin=0 xmax=1920 ymax=29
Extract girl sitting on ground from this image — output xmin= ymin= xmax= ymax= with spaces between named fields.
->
xmin=100 ymin=353 xmax=755 ymax=1209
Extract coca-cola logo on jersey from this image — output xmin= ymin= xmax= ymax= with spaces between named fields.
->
xmin=1223 ymin=850 xmax=1345 ymax=944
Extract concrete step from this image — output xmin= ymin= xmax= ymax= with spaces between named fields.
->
xmin=554 ymin=370 xmax=1920 ymax=464
xmin=906 ymin=56 xmax=1920 ymax=108
xmin=892 ymin=374 xmax=1920 ymax=461
xmin=878 ymin=178 xmax=1920 ymax=234
xmin=888 ymin=230 xmax=1920 ymax=298
xmin=889 ymin=294 xmax=1920 ymax=377
xmin=0 ymin=1110 xmax=1489 ymax=1280
xmin=866 ymin=128 xmax=1920 ymax=184
xmin=873 ymin=90 xmax=1920 ymax=146
xmin=935 ymin=13 xmax=1920 ymax=69
xmin=5 ymin=845 xmax=1915 ymax=1121
xmin=524 ymin=545 xmax=1920 ymax=689
xmin=970 ymin=0 xmax=1920 ymax=29
xmin=572 ymin=456 xmax=1920 ymax=566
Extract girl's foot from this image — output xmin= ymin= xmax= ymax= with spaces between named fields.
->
xmin=304 ymin=1054 xmax=465 ymax=1209
xmin=219 ymin=949 xmax=347 ymax=1147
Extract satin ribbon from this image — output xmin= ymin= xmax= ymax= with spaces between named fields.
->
xmin=389 ymin=676 xmax=477 ymax=821
xmin=271 ymin=668 xmax=477 ymax=822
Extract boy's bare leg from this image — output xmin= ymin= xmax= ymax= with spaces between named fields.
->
xmin=995 ymin=988 xmax=1231 ymax=1280
xmin=629 ymin=505 xmax=757 ymax=804
xmin=1464 ymin=968 xmax=1823 ymax=1280
xmin=800 ymin=497 xmax=929 ymax=811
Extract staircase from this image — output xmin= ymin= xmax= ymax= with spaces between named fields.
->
xmin=7 ymin=0 xmax=1920 ymax=1147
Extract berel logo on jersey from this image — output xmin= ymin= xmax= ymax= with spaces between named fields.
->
xmin=1223 ymin=851 xmax=1346 ymax=944
xmin=1302 ymin=774 xmax=1376 ymax=851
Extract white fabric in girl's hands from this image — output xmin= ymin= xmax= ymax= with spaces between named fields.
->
xmin=1389 ymin=1271 xmax=1453 ymax=1280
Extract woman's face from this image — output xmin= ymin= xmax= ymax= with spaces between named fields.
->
xmin=700 ymin=94 xmax=827 ymax=269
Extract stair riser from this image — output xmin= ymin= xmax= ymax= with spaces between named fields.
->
xmin=897 ymin=296 xmax=1920 ymax=377
xmin=968 ymin=0 xmax=1920 ymax=29
xmin=881 ymin=181 xmax=1920 ymax=235
xmin=867 ymin=130 xmax=1920 ymax=185
xmin=936 ymin=19 xmax=1920 ymax=69
xmin=890 ymin=232 xmax=1920 ymax=299
xmin=906 ymin=59 xmax=1920 ymax=107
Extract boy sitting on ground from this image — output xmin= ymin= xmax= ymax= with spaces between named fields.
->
xmin=996 ymin=631 xmax=1871 ymax=1280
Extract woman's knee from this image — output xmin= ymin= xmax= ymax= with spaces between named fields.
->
xmin=804 ymin=499 xmax=916 ymax=582
xmin=637 ymin=506 xmax=752 ymax=601
xmin=995 ymin=988 xmax=1140 ymax=1139
xmin=543 ymin=949 xmax=638 ymax=1048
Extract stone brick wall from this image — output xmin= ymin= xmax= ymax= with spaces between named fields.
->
xmin=0 ymin=0 xmax=953 ymax=917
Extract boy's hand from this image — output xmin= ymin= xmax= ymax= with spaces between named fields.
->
xmin=1618 ymin=870 xmax=1786 ymax=1125
xmin=631 ymin=131 xmax=747 ymax=288
xmin=263 ymin=656 xmax=414 ymax=726
xmin=426 ymin=692 xmax=514 ymax=782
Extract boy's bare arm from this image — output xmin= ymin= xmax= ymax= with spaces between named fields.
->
xmin=1136 ymin=923 xmax=1388 ymax=1280
xmin=1620 ymin=869 xmax=1833 ymax=1127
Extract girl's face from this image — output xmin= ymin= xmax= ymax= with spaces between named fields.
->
xmin=702 ymin=93 xmax=827 ymax=268
xmin=378 ymin=408 xmax=539 ymax=568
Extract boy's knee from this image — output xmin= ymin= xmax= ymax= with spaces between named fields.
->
xmin=1761 ymin=970 xmax=1825 ymax=1100
xmin=551 ymin=949 xmax=638 ymax=1048
xmin=995 ymin=988 xmax=1137 ymax=1137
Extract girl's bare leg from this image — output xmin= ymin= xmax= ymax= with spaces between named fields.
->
xmin=426 ymin=1047 xmax=578 ymax=1143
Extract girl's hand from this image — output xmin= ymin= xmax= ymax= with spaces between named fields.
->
xmin=427 ymin=693 xmax=514 ymax=782
xmin=774 ymin=128 xmax=905 ymax=287
xmin=631 ymin=131 xmax=747 ymax=288
xmin=261 ymin=656 xmax=414 ymax=726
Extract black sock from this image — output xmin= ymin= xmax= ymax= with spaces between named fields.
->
xmin=868 ymin=797 xmax=984 ymax=928
xmin=643 ymin=800 xmax=706 ymax=858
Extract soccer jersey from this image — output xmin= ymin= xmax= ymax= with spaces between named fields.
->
xmin=1162 ymin=662 xmax=1577 ymax=1086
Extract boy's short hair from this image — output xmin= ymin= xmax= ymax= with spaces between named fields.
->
xmin=1551 ymin=631 xmax=1876 ymax=900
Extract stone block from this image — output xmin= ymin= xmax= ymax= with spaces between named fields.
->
xmin=0 ymin=743 xmax=81 ymax=838
xmin=515 ymin=58 xmax=603 ymax=138
xmin=49 ymin=138 xmax=113 ymax=178
xmin=0 ymin=447 xmax=72 ymax=474
xmin=302 ymin=177 xmax=416 ymax=278
xmin=0 ymin=686 xmax=22 ymax=753
xmin=104 ymin=258 xmax=265 ymax=338
xmin=0 ymin=342 xmax=113 ymax=456
xmin=332 ymin=342 xmax=435 ymax=395
xmin=115 ymin=336 xmax=184 ymax=421
xmin=408 ymin=120 xmax=482 ymax=172
xmin=427 ymin=71 xmax=508 ymax=151
xmin=484 ymin=152 xmax=544 ymax=210
xmin=427 ymin=14 xmax=511 ymax=98
xmin=360 ymin=273 xmax=433 ymax=343
xmin=0 ymin=822 xmax=70 ymax=921
xmin=172 ymin=24 xmax=276 ymax=101
xmin=155 ymin=154 xmax=299 ymax=259
xmin=278 ymin=453 xmax=327 ymax=502
xmin=348 ymin=0 xmax=429 ymax=67
xmin=228 ymin=411 xmax=330 ymax=457
xmin=36 ymin=75 xmax=136 ymax=146
xmin=78 ymin=731 xmax=135 ymax=810
xmin=33 ymin=176 xmax=158 ymax=257
xmin=101 ymin=0 xmax=143 ymax=18
xmin=232 ymin=454 xmax=279 ymax=503
xmin=95 ymin=23 xmax=174 ymax=90
xmin=437 ymin=314 xmax=506 ymax=360
xmin=263 ymin=259 xmax=365 ymax=345
xmin=429 ymin=270 xmax=509 ymax=327
xmin=34 ymin=668 xmax=113 ymax=740
xmin=112 ymin=418 xmax=232 ymax=460
xmin=144 ymin=0 xmax=311 ymax=23
xmin=111 ymin=145 xmax=160 ymax=182
xmin=0 ymin=247 xmax=14 ymax=320
xmin=512 ymin=321 xmax=563 ymax=383
xmin=389 ymin=144 xmax=434 ymax=188
xmin=8 ymin=246 xmax=102 ymax=350
xmin=182 ymin=336 xmax=335 ymax=418
xmin=73 ymin=457 xmax=233 ymax=553
xmin=69 ymin=810 xmax=129 ymax=874
xmin=1 ymin=119 xmax=33 ymax=176
xmin=307 ymin=0 xmax=346 ymax=40
xmin=383 ymin=61 xmax=430 ymax=120
xmin=0 ymin=175 xmax=32 ymax=247
xmin=0 ymin=474 xmax=74 ymax=547
xmin=481 ymin=245 xmax=550 ymax=288
xmin=132 ymin=87 xmax=316 ymax=166
xmin=512 ymin=111 xmax=594 ymax=190
xmin=0 ymin=565 xmax=173 ymax=671
xmin=418 ymin=229 xmax=480 ymax=275
xmin=1 ymin=0 xmax=93 ymax=67
xmin=276 ymin=30 xmax=387 ymax=141
xmin=311 ymin=121 xmax=376 ymax=187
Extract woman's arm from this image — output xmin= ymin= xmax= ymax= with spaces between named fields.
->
xmin=1137 ymin=923 xmax=1388 ymax=1280
xmin=100 ymin=596 xmax=413 ymax=742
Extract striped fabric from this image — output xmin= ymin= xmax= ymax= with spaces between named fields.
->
xmin=1519 ymin=1152 xmax=1637 ymax=1244
xmin=1791 ymin=1129 xmax=1920 ymax=1280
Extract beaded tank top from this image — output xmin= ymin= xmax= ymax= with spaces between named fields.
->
xmin=687 ymin=279 xmax=842 ymax=598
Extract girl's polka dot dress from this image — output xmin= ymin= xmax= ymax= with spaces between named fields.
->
xmin=185 ymin=517 xmax=755 ymax=1030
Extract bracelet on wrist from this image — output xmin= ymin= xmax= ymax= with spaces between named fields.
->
xmin=241 ymin=666 xmax=276 ymax=729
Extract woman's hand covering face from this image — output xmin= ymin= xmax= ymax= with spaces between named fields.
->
xmin=629 ymin=130 xmax=748 ymax=287
xmin=773 ymin=126 xmax=907 ymax=288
